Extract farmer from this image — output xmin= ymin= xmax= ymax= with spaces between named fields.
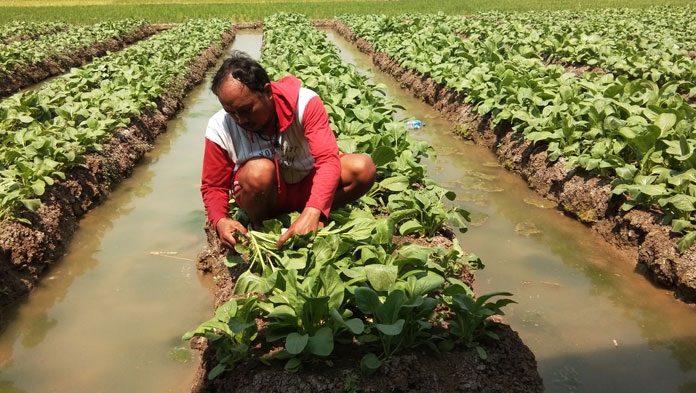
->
xmin=200 ymin=51 xmax=376 ymax=249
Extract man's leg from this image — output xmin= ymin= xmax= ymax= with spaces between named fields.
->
xmin=333 ymin=153 xmax=377 ymax=208
xmin=235 ymin=158 xmax=278 ymax=227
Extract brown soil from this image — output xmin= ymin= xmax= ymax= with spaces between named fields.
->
xmin=311 ymin=20 xmax=336 ymax=28
xmin=327 ymin=20 xmax=696 ymax=303
xmin=235 ymin=22 xmax=263 ymax=30
xmin=191 ymin=324 xmax=541 ymax=393
xmin=190 ymin=225 xmax=543 ymax=392
xmin=0 ymin=25 xmax=160 ymax=98
xmin=544 ymin=58 xmax=607 ymax=77
xmin=0 ymin=27 xmax=237 ymax=328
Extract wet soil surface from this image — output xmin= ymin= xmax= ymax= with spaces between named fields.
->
xmin=0 ymin=25 xmax=162 ymax=98
xmin=192 ymin=326 xmax=539 ymax=393
xmin=327 ymin=20 xmax=696 ymax=303
xmin=191 ymin=224 xmax=543 ymax=392
xmin=0 ymin=27 xmax=236 ymax=327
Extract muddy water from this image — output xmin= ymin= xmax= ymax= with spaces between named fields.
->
xmin=0 ymin=32 xmax=263 ymax=393
xmin=325 ymin=30 xmax=696 ymax=393
xmin=17 ymin=74 xmax=59 ymax=94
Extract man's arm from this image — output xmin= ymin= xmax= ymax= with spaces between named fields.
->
xmin=276 ymin=95 xmax=340 ymax=247
xmin=201 ymin=138 xmax=250 ymax=248
xmin=201 ymin=138 xmax=235 ymax=228
xmin=302 ymin=95 xmax=342 ymax=217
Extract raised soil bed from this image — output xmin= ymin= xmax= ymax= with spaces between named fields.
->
xmin=190 ymin=224 xmax=543 ymax=393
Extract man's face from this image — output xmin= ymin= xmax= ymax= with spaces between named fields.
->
xmin=217 ymin=76 xmax=274 ymax=134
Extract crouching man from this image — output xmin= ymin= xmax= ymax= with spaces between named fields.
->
xmin=200 ymin=51 xmax=376 ymax=249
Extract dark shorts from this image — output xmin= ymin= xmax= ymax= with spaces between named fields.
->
xmin=233 ymin=158 xmax=317 ymax=215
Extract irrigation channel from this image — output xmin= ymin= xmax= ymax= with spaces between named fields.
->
xmin=1 ymin=28 xmax=696 ymax=393
xmin=0 ymin=31 xmax=262 ymax=393
xmin=322 ymin=30 xmax=696 ymax=393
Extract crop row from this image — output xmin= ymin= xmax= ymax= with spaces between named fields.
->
xmin=0 ymin=19 xmax=233 ymax=221
xmin=0 ymin=19 xmax=148 ymax=79
xmin=478 ymin=7 xmax=696 ymax=55
xmin=446 ymin=7 xmax=696 ymax=93
xmin=0 ymin=21 xmax=68 ymax=44
xmin=184 ymin=13 xmax=511 ymax=378
xmin=340 ymin=13 xmax=696 ymax=252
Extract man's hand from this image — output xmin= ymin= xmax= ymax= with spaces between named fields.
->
xmin=277 ymin=207 xmax=322 ymax=248
xmin=216 ymin=217 xmax=249 ymax=248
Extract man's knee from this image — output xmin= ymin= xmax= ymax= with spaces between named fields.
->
xmin=354 ymin=155 xmax=377 ymax=184
xmin=345 ymin=154 xmax=376 ymax=188
xmin=237 ymin=158 xmax=276 ymax=192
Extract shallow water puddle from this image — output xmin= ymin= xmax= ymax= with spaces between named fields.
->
xmin=0 ymin=31 xmax=263 ymax=393
xmin=326 ymin=30 xmax=696 ymax=393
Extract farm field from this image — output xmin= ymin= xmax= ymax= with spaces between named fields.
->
xmin=337 ymin=7 xmax=696 ymax=294
xmin=2 ymin=3 xmax=696 ymax=393
xmin=324 ymin=28 xmax=696 ymax=393
xmin=186 ymin=13 xmax=539 ymax=391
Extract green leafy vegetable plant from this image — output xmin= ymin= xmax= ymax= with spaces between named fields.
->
xmin=441 ymin=290 xmax=516 ymax=359
xmin=387 ymin=183 xmax=470 ymax=237
xmin=182 ymin=297 xmax=261 ymax=379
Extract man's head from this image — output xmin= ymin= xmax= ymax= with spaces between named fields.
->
xmin=211 ymin=51 xmax=274 ymax=133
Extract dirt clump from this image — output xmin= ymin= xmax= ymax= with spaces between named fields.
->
xmin=0 ymin=27 xmax=236 ymax=327
xmin=327 ymin=20 xmax=696 ymax=303
xmin=312 ymin=20 xmax=337 ymax=28
xmin=544 ymin=59 xmax=607 ymax=77
xmin=236 ymin=22 xmax=263 ymax=30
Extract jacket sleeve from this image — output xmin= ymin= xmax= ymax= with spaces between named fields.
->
xmin=303 ymin=95 xmax=341 ymax=218
xmin=201 ymin=138 xmax=234 ymax=227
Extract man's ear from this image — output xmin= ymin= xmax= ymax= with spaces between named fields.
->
xmin=264 ymin=83 xmax=273 ymax=99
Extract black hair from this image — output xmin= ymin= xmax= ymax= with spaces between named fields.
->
xmin=211 ymin=50 xmax=271 ymax=96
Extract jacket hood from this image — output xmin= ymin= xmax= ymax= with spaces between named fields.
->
xmin=270 ymin=75 xmax=302 ymax=133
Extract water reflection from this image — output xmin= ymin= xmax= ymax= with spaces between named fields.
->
xmin=0 ymin=170 xmax=150 ymax=365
